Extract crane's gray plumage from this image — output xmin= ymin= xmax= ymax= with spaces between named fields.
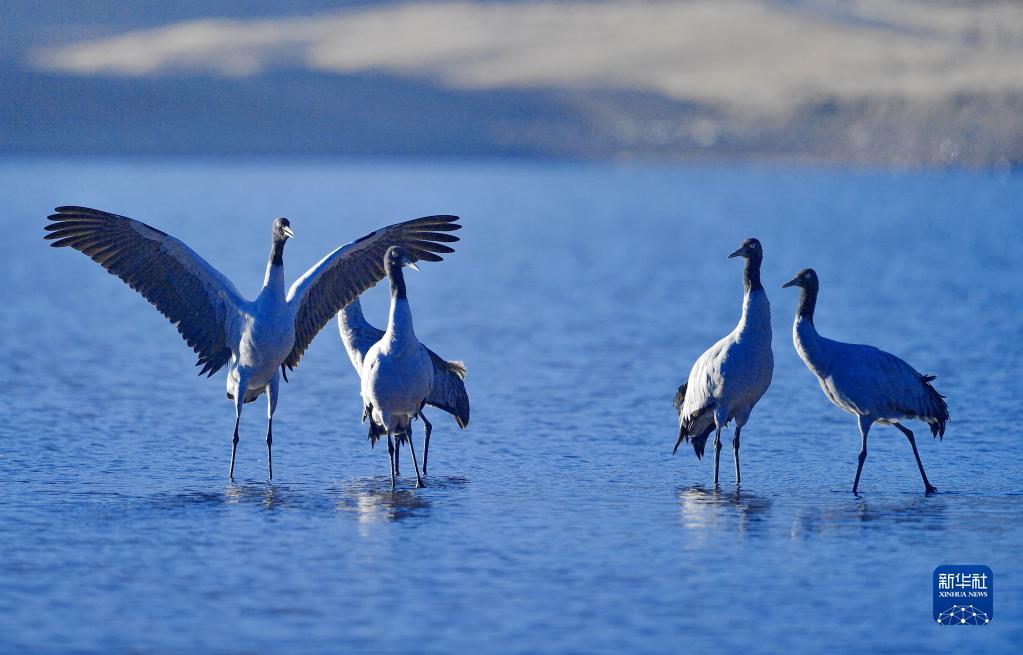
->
xmin=782 ymin=268 xmax=948 ymax=493
xmin=46 ymin=206 xmax=461 ymax=481
xmin=339 ymin=297 xmax=469 ymax=477
xmin=674 ymin=238 xmax=774 ymax=485
xmin=339 ymin=298 xmax=469 ymax=428
xmin=360 ymin=247 xmax=437 ymax=488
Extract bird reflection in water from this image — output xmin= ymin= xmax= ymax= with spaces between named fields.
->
xmin=790 ymin=494 xmax=947 ymax=539
xmin=224 ymin=484 xmax=244 ymax=505
xmin=156 ymin=482 xmax=292 ymax=509
xmin=261 ymin=484 xmax=279 ymax=510
xmin=677 ymin=485 xmax=772 ymax=534
xmin=221 ymin=483 xmax=288 ymax=509
xmin=335 ymin=479 xmax=432 ymax=524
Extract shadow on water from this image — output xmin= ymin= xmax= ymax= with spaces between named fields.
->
xmin=677 ymin=484 xmax=773 ymax=535
xmin=789 ymin=493 xmax=949 ymax=539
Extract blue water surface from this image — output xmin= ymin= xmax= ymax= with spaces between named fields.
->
xmin=1 ymin=159 xmax=1021 ymax=653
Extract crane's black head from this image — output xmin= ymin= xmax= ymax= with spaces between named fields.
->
xmin=729 ymin=237 xmax=763 ymax=291
xmin=272 ymin=217 xmax=295 ymax=243
xmin=783 ymin=268 xmax=819 ymax=320
xmin=384 ymin=246 xmax=418 ymax=272
xmin=384 ymin=246 xmax=419 ymax=297
xmin=728 ymin=237 xmax=763 ymax=262
xmin=782 ymin=268 xmax=818 ymax=291
xmin=269 ymin=218 xmax=294 ymax=266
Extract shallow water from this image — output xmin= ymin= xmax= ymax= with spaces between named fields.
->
xmin=1 ymin=159 xmax=1021 ymax=653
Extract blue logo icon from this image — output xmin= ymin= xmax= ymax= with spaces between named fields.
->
xmin=934 ymin=565 xmax=993 ymax=625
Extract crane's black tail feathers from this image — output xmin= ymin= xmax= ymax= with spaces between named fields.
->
xmin=687 ymin=424 xmax=715 ymax=460
xmin=445 ymin=365 xmax=471 ymax=428
xmin=672 ymin=384 xmax=716 ymax=459
xmin=920 ymin=374 xmax=949 ymax=441
xmin=673 ymin=383 xmax=687 ymax=416
xmin=673 ymin=418 xmax=716 ymax=461
xmin=446 ymin=360 xmax=468 ymax=380
xmin=672 ymin=382 xmax=688 ymax=455
xmin=367 ymin=419 xmax=384 ymax=447
xmin=366 ymin=423 xmax=409 ymax=448
xmin=673 ymin=422 xmax=714 ymax=459
xmin=445 ymin=360 xmax=470 ymax=428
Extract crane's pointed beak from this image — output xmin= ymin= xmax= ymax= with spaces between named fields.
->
xmin=283 ymin=226 xmax=295 ymax=239
xmin=782 ymin=276 xmax=799 ymax=288
xmin=407 ymin=261 xmax=421 ymax=272
xmin=727 ymin=247 xmax=744 ymax=259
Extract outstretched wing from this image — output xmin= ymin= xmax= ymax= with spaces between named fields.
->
xmin=337 ymin=299 xmax=385 ymax=374
xmin=284 ymin=214 xmax=461 ymax=370
xmin=45 ymin=206 xmax=244 ymax=376
xmin=342 ymin=322 xmax=384 ymax=376
xmin=425 ymin=350 xmax=470 ymax=428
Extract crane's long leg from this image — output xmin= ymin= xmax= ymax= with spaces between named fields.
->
xmin=230 ymin=416 xmax=241 ymax=481
xmin=894 ymin=423 xmax=937 ymax=493
xmin=265 ymin=372 xmax=279 ymax=481
xmin=421 ymin=413 xmax=433 ymax=476
xmin=732 ymin=425 xmax=742 ymax=485
xmin=229 ymin=372 xmax=248 ymax=481
xmin=394 ymin=432 xmax=400 ymax=476
xmin=853 ymin=415 xmax=872 ymax=494
xmin=386 ymin=433 xmax=396 ymax=490
xmin=405 ymin=426 xmax=426 ymax=488
xmin=712 ymin=427 xmax=723 ymax=486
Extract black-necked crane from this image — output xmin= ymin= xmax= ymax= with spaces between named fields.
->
xmin=338 ymin=297 xmax=468 ymax=479
xmin=674 ymin=238 xmax=774 ymax=485
xmin=782 ymin=268 xmax=948 ymax=493
xmin=359 ymin=246 xmax=449 ymax=489
xmin=45 ymin=206 xmax=460 ymax=480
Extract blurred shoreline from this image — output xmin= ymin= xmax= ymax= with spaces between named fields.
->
xmin=6 ymin=75 xmax=1019 ymax=169
xmin=4 ymin=152 xmax=1020 ymax=177
xmin=4 ymin=1 xmax=1022 ymax=168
